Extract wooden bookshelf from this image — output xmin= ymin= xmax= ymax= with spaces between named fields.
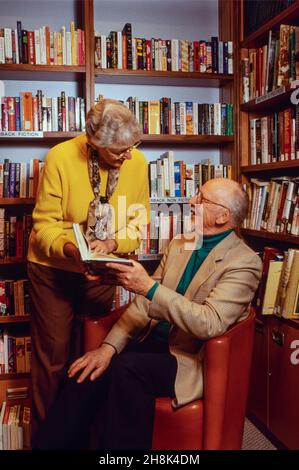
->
xmin=241 ymin=160 xmax=299 ymax=174
xmin=240 ymin=228 xmax=299 ymax=246
xmin=0 ymin=257 xmax=27 ymax=265
xmin=0 ymin=316 xmax=31 ymax=324
xmin=0 ymin=133 xmax=233 ymax=145
xmin=241 ymin=1 xmax=299 ymax=47
xmin=141 ymin=135 xmax=234 ymax=145
xmin=94 ymin=68 xmax=233 ymax=87
xmin=0 ymin=131 xmax=83 ymax=142
xmin=240 ymin=86 xmax=298 ymax=113
xmin=0 ymin=373 xmax=30 ymax=381
xmin=0 ymin=198 xmax=35 ymax=205
xmin=0 ymin=64 xmax=86 ymax=81
xmin=129 ymin=254 xmax=162 ymax=261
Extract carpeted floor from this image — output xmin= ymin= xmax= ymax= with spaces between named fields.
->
xmin=242 ymin=418 xmax=277 ymax=450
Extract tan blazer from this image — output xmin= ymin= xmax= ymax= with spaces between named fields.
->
xmin=104 ymin=231 xmax=263 ymax=407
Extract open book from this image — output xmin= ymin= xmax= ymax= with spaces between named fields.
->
xmin=73 ymin=223 xmax=133 ymax=274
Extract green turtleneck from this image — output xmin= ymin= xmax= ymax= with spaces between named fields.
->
xmin=147 ymin=229 xmax=233 ymax=341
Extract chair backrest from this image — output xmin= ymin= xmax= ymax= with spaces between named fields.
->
xmin=203 ymin=309 xmax=255 ymax=450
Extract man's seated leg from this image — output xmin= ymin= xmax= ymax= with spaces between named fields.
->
xmin=103 ymin=347 xmax=177 ymax=450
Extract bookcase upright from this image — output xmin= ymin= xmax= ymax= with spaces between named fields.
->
xmin=237 ymin=0 xmax=299 ymax=450
xmin=0 ymin=0 xmax=236 ymax=449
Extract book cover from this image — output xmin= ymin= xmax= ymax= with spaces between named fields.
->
xmin=73 ymin=224 xmax=133 ymax=274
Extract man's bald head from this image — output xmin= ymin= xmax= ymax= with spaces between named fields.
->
xmin=202 ymin=178 xmax=248 ymax=227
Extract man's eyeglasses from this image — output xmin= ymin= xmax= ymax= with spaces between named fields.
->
xmin=107 ymin=141 xmax=141 ymax=159
xmin=195 ymin=190 xmax=231 ymax=211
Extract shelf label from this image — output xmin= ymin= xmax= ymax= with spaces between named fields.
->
xmin=0 ymin=131 xmax=44 ymax=138
xmin=150 ymin=197 xmax=189 ymax=203
xmin=137 ymin=254 xmax=162 ymax=261
xmin=255 ymin=86 xmax=286 ymax=104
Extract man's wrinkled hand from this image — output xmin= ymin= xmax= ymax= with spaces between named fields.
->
xmin=104 ymin=260 xmax=155 ymax=296
xmin=68 ymin=343 xmax=116 ymax=383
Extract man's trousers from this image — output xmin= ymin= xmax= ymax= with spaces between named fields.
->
xmin=32 ymin=336 xmax=178 ymax=450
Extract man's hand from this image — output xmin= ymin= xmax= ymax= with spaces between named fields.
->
xmin=89 ymin=239 xmax=117 ymax=254
xmin=63 ymin=242 xmax=101 ymax=281
xmin=104 ymin=260 xmax=155 ymax=296
xmin=68 ymin=343 xmax=116 ymax=383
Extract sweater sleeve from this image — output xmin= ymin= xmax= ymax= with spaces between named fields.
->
xmin=114 ymin=155 xmax=150 ymax=254
xmin=32 ymin=149 xmax=77 ymax=259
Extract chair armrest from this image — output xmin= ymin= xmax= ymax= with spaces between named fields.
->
xmin=84 ymin=305 xmax=128 ymax=351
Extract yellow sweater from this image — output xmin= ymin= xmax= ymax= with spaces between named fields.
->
xmin=28 ymin=135 xmax=150 ymax=272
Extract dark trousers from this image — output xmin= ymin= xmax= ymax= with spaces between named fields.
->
xmin=32 ymin=336 xmax=177 ymax=450
xmin=28 ymin=261 xmax=115 ymax=437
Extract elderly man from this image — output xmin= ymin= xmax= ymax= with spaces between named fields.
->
xmin=34 ymin=178 xmax=262 ymax=450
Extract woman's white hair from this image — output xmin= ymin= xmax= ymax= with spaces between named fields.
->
xmin=86 ymin=98 xmax=142 ymax=148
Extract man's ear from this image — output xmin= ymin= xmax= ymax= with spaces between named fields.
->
xmin=215 ymin=209 xmax=230 ymax=225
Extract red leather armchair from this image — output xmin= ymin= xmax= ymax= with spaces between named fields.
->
xmin=84 ymin=307 xmax=255 ymax=450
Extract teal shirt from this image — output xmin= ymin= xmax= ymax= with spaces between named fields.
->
xmin=147 ymin=230 xmax=233 ymax=341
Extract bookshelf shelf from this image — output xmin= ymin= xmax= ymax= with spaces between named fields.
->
xmin=94 ymin=68 xmax=233 ymax=87
xmin=129 ymin=254 xmax=162 ymax=261
xmin=241 ymin=2 xmax=299 ymax=48
xmin=240 ymin=86 xmax=298 ymax=113
xmin=0 ymin=257 xmax=27 ymax=265
xmin=141 ymin=135 xmax=234 ymax=145
xmin=253 ymin=308 xmax=299 ymax=330
xmin=0 ymin=132 xmax=82 ymax=142
xmin=240 ymin=228 xmax=299 ymax=246
xmin=0 ymin=64 xmax=86 ymax=81
xmin=0 ymin=373 xmax=30 ymax=381
xmin=0 ymin=316 xmax=31 ymax=324
xmin=0 ymin=198 xmax=35 ymax=205
xmin=241 ymin=160 xmax=299 ymax=174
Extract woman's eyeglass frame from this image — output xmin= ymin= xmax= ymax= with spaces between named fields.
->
xmin=107 ymin=141 xmax=142 ymax=159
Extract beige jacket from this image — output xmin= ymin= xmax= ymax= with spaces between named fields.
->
xmin=104 ymin=231 xmax=263 ymax=407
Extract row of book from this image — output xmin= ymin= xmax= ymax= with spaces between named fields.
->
xmin=124 ymin=97 xmax=233 ymax=136
xmin=256 ymin=246 xmax=299 ymax=319
xmin=0 ymin=212 xmax=32 ymax=259
xmin=242 ymin=24 xmax=299 ymax=102
xmin=0 ymin=21 xmax=85 ymax=65
xmin=0 ymin=158 xmax=43 ymax=198
xmin=243 ymin=0 xmax=295 ymax=38
xmin=0 ymin=402 xmax=31 ymax=450
xmin=95 ymin=25 xmax=233 ymax=74
xmin=243 ymin=177 xmax=299 ymax=235
xmin=0 ymin=92 xmax=86 ymax=133
xmin=136 ymin=211 xmax=190 ymax=256
xmin=0 ymin=279 xmax=30 ymax=317
xmin=0 ymin=331 xmax=31 ymax=374
xmin=112 ymin=286 xmax=136 ymax=310
xmin=148 ymin=153 xmax=232 ymax=198
xmin=249 ymin=108 xmax=299 ymax=164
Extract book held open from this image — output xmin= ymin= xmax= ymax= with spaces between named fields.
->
xmin=73 ymin=223 xmax=133 ymax=274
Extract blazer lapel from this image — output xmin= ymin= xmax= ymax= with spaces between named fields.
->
xmin=162 ymin=243 xmax=193 ymax=290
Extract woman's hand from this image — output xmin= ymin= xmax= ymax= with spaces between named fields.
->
xmin=89 ymin=239 xmax=118 ymax=254
xmin=68 ymin=343 xmax=116 ymax=383
xmin=104 ymin=260 xmax=155 ymax=296
xmin=63 ymin=242 xmax=101 ymax=281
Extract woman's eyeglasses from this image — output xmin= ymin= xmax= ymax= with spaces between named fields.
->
xmin=108 ymin=141 xmax=142 ymax=159
xmin=195 ymin=190 xmax=230 ymax=211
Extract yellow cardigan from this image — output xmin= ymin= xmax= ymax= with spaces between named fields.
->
xmin=27 ymin=135 xmax=150 ymax=272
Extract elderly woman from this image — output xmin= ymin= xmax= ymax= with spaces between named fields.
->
xmin=27 ymin=98 xmax=150 ymax=437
